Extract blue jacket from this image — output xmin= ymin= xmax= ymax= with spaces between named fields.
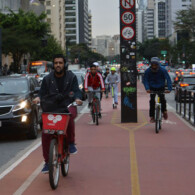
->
xmin=143 ymin=67 xmax=172 ymax=91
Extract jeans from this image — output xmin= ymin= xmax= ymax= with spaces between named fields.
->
xmin=149 ymin=87 xmax=167 ymax=118
xmin=42 ymin=106 xmax=77 ymax=163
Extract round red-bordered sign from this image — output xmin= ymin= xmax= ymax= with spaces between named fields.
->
xmin=121 ymin=0 xmax=135 ymax=10
xmin=121 ymin=26 xmax=135 ymax=40
xmin=121 ymin=11 xmax=135 ymax=25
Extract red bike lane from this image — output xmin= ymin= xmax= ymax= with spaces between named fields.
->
xmin=1 ymin=81 xmax=195 ymax=195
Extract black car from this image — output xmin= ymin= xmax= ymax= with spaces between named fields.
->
xmin=175 ymin=75 xmax=195 ymax=101
xmin=0 ymin=76 xmax=42 ymax=139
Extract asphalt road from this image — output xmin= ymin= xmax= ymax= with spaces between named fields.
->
xmin=0 ymin=100 xmax=88 ymax=174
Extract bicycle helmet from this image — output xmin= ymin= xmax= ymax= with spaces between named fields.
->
xmin=111 ymin=67 xmax=116 ymax=71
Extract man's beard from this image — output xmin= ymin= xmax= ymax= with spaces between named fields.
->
xmin=55 ymin=67 xmax=64 ymax=75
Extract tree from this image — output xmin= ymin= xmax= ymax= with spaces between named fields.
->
xmin=174 ymin=8 xmax=195 ymax=40
xmin=0 ymin=9 xmax=49 ymax=72
xmin=69 ymin=44 xmax=106 ymax=66
xmin=31 ymin=35 xmax=65 ymax=61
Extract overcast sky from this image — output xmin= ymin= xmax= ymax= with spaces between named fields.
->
xmin=88 ymin=0 xmax=120 ymax=38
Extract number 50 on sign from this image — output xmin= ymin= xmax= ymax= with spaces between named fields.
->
xmin=121 ymin=11 xmax=135 ymax=25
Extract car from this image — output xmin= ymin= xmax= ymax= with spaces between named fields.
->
xmin=175 ymin=75 xmax=195 ymax=101
xmin=0 ymin=76 xmax=42 ymax=139
xmin=73 ymin=72 xmax=87 ymax=101
xmin=37 ymin=72 xmax=50 ymax=84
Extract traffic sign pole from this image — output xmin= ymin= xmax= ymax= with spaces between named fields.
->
xmin=120 ymin=0 xmax=137 ymax=123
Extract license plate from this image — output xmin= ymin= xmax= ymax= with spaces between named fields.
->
xmin=0 ymin=121 xmax=1 ymax=127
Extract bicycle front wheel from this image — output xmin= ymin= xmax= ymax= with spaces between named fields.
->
xmin=155 ymin=106 xmax=160 ymax=134
xmin=95 ymin=103 xmax=99 ymax=126
xmin=49 ymin=138 xmax=60 ymax=190
xmin=61 ymin=154 xmax=70 ymax=177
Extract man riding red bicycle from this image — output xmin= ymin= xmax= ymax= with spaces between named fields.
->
xmin=33 ymin=54 xmax=82 ymax=173
xmin=84 ymin=63 xmax=105 ymax=117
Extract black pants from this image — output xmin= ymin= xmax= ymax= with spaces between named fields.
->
xmin=150 ymin=87 xmax=167 ymax=118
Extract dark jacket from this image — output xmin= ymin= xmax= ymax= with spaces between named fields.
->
xmin=38 ymin=71 xmax=82 ymax=112
xmin=143 ymin=66 xmax=172 ymax=91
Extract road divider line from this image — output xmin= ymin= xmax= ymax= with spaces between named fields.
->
xmin=13 ymin=162 xmax=44 ymax=195
xmin=0 ymin=141 xmax=41 ymax=180
xmin=130 ymin=132 xmax=141 ymax=195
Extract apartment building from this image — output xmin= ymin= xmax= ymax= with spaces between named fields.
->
xmin=88 ymin=10 xmax=92 ymax=48
xmin=65 ymin=0 xmax=89 ymax=45
xmin=45 ymin=0 xmax=66 ymax=49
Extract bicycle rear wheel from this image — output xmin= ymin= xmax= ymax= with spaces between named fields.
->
xmin=155 ymin=106 xmax=160 ymax=134
xmin=49 ymin=138 xmax=60 ymax=189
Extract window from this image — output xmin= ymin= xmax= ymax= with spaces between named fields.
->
xmin=46 ymin=9 xmax=51 ymax=15
xmin=65 ymin=12 xmax=76 ymax=17
xmin=65 ymin=18 xmax=76 ymax=22
xmin=66 ymin=6 xmax=76 ymax=10
xmin=46 ymin=1 xmax=51 ymax=6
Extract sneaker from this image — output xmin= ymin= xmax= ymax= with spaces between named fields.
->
xmin=150 ymin=117 xmax=155 ymax=123
xmin=41 ymin=163 xmax=49 ymax=174
xmin=163 ymin=112 xmax=168 ymax=120
xmin=69 ymin=143 xmax=77 ymax=154
xmin=115 ymin=102 xmax=118 ymax=105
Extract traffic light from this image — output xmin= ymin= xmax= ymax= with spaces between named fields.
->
xmin=163 ymin=54 xmax=166 ymax=57
xmin=182 ymin=61 xmax=185 ymax=64
xmin=143 ymin=57 xmax=145 ymax=60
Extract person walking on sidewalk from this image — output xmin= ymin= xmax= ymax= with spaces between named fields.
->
xmin=84 ymin=63 xmax=105 ymax=117
xmin=105 ymin=67 xmax=120 ymax=104
xmin=33 ymin=54 xmax=82 ymax=173
xmin=143 ymin=57 xmax=172 ymax=123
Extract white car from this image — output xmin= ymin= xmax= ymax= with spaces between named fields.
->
xmin=37 ymin=72 xmax=49 ymax=83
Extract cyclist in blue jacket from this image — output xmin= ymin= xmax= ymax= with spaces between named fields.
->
xmin=143 ymin=57 xmax=172 ymax=122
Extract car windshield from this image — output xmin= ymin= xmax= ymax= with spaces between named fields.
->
xmin=183 ymin=77 xmax=195 ymax=84
xmin=0 ymin=79 xmax=28 ymax=95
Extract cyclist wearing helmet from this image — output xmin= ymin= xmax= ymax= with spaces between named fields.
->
xmin=84 ymin=63 xmax=105 ymax=116
xmin=105 ymin=67 xmax=120 ymax=104
xmin=143 ymin=57 xmax=172 ymax=123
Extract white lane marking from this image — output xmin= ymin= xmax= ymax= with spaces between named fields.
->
xmin=8 ymin=105 xmax=87 ymax=194
xmin=162 ymin=120 xmax=177 ymax=125
xmin=13 ymin=162 xmax=44 ymax=195
xmin=0 ymin=141 xmax=41 ymax=180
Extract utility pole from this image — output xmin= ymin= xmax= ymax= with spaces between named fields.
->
xmin=120 ymin=0 xmax=137 ymax=123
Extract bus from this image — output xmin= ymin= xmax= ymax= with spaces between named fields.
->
xmin=27 ymin=61 xmax=53 ymax=75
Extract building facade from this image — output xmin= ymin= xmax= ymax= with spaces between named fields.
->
xmin=45 ymin=0 xmax=66 ymax=49
xmin=0 ymin=0 xmax=29 ymax=13
xmin=65 ymin=0 xmax=89 ymax=45
xmin=92 ymin=35 xmax=120 ymax=57
xmin=88 ymin=10 xmax=92 ymax=48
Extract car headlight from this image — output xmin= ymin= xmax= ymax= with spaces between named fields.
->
xmin=13 ymin=100 xmax=28 ymax=112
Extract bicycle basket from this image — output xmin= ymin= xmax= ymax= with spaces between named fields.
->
xmin=42 ymin=113 xmax=70 ymax=133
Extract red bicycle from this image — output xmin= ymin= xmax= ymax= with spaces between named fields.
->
xmin=42 ymin=103 xmax=76 ymax=190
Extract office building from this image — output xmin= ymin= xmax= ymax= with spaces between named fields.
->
xmin=65 ymin=0 xmax=89 ymax=45
xmin=136 ymin=9 xmax=144 ymax=43
xmin=45 ymin=0 xmax=66 ymax=49
xmin=88 ymin=10 xmax=92 ymax=48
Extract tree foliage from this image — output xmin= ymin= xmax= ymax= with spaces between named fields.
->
xmin=174 ymin=8 xmax=195 ymax=40
xmin=0 ymin=9 xmax=50 ymax=72
xmin=69 ymin=44 xmax=106 ymax=66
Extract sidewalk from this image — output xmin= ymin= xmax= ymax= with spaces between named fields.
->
xmin=0 ymin=81 xmax=195 ymax=195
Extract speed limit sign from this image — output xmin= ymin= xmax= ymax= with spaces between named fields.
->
xmin=121 ymin=11 xmax=135 ymax=25
xmin=121 ymin=0 xmax=135 ymax=9
xmin=121 ymin=26 xmax=135 ymax=40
